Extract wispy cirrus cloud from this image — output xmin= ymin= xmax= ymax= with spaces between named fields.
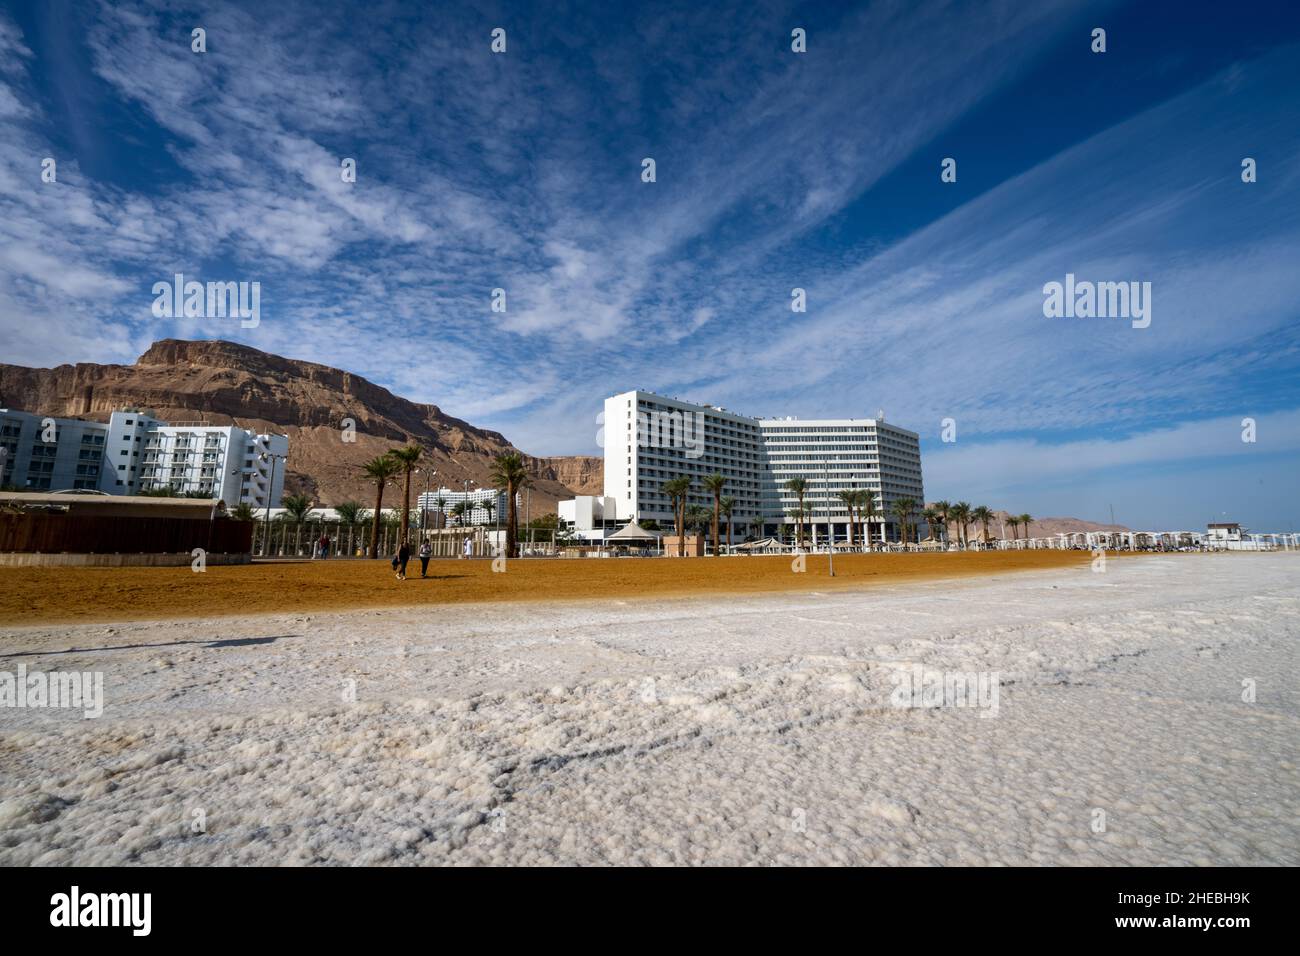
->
xmin=1 ymin=0 xmax=1298 ymax=526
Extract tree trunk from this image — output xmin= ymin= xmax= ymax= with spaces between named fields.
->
xmin=711 ymin=492 xmax=720 ymax=557
xmin=674 ymin=498 xmax=684 ymax=556
xmin=507 ymin=486 xmax=519 ymax=558
xmin=369 ymin=485 xmax=386 ymax=558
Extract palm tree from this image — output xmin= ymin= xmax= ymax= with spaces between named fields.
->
xmin=719 ymin=496 xmax=736 ymax=552
xmin=281 ymin=493 xmax=313 ymax=556
xmin=685 ymin=504 xmax=711 ymax=536
xmin=702 ymin=473 xmax=727 ymax=556
xmin=784 ymin=477 xmax=809 ymax=548
xmin=1006 ymin=515 xmax=1020 ymax=541
xmin=1019 ymin=513 xmax=1034 ymax=543
xmin=434 ymin=495 xmax=448 ymax=529
xmin=922 ymin=507 xmax=942 ymax=545
xmin=363 ymin=454 xmax=400 ymax=557
xmin=891 ymin=497 xmax=916 ymax=546
xmin=662 ymin=476 xmax=692 ymax=555
xmin=488 ymin=452 xmax=532 ymax=558
xmin=785 ymin=506 xmax=806 ymax=546
xmin=481 ymin=498 xmax=495 ymax=529
xmin=932 ymin=500 xmax=952 ymax=547
xmin=450 ymin=500 xmax=469 ymax=526
xmin=230 ymin=502 xmax=256 ymax=521
xmin=836 ymin=490 xmax=858 ymax=548
xmin=971 ymin=505 xmax=994 ymax=548
xmin=858 ymin=491 xmax=880 ymax=550
xmin=950 ymin=501 xmax=972 ymax=549
xmin=388 ymin=445 xmax=422 ymax=547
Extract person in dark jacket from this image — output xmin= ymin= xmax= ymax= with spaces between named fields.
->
xmin=394 ymin=541 xmax=411 ymax=580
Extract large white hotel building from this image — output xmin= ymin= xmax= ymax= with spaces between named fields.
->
xmin=0 ymin=407 xmax=288 ymax=507
xmin=601 ymin=389 xmax=925 ymax=543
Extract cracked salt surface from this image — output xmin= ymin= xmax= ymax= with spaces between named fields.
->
xmin=1 ymin=554 xmax=1297 ymax=865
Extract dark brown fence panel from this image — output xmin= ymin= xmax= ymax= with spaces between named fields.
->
xmin=0 ymin=513 xmax=254 ymax=554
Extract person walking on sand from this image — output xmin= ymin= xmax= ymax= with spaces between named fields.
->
xmin=418 ymin=538 xmax=432 ymax=578
xmin=318 ymin=532 xmax=330 ymax=560
xmin=394 ymin=540 xmax=411 ymax=580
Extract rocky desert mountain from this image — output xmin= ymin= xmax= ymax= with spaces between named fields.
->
xmin=0 ymin=339 xmax=602 ymax=513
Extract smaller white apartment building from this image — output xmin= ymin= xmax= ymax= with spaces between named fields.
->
xmin=0 ymin=407 xmax=287 ymax=507
xmin=416 ymin=487 xmax=519 ymax=525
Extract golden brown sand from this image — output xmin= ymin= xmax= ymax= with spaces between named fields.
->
xmin=0 ymin=550 xmax=1131 ymax=626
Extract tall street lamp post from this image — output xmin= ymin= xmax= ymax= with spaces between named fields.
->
xmin=258 ymin=450 xmax=286 ymax=557
xmin=418 ymin=469 xmax=436 ymax=533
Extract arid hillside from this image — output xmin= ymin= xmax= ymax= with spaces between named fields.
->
xmin=0 ymin=339 xmax=601 ymax=512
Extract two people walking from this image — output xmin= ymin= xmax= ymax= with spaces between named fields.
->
xmin=393 ymin=538 xmax=435 ymax=580
xmin=390 ymin=534 xmax=485 ymax=580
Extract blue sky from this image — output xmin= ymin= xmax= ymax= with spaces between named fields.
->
xmin=1 ymin=0 xmax=1298 ymax=529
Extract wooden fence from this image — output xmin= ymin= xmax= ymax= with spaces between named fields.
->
xmin=0 ymin=512 xmax=254 ymax=554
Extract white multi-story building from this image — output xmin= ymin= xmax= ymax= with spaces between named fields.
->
xmin=1 ymin=409 xmax=111 ymax=491
xmin=0 ymin=407 xmax=287 ymax=507
xmin=760 ymin=416 xmax=925 ymax=541
xmin=600 ymin=390 xmax=924 ymax=543
xmin=135 ymin=420 xmax=287 ymax=506
xmin=603 ymin=391 xmax=764 ymax=529
xmin=416 ymin=487 xmax=518 ymax=526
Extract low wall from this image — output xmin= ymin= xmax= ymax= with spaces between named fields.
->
xmin=0 ymin=552 xmax=252 ymax=567
xmin=0 ymin=511 xmax=253 ymax=555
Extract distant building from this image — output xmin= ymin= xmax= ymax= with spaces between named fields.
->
xmin=1206 ymin=522 xmax=1244 ymax=543
xmin=416 ymin=487 xmax=518 ymax=526
xmin=558 ymin=495 xmax=621 ymax=542
xmin=0 ymin=407 xmax=287 ymax=507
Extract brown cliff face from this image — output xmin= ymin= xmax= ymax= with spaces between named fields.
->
xmin=0 ymin=339 xmax=604 ymax=512
xmin=540 ymin=454 xmax=604 ymax=496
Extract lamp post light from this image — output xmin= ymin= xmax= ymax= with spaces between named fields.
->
xmin=257 ymin=450 xmax=286 ymax=557
xmin=418 ymin=469 xmax=436 ymax=533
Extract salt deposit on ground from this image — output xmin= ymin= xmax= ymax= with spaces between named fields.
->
xmin=1 ymin=554 xmax=1296 ymax=865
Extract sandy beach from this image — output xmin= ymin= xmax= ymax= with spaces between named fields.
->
xmin=0 ymin=550 xmax=1101 ymax=626
xmin=1 ymin=553 xmax=1296 ymax=865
